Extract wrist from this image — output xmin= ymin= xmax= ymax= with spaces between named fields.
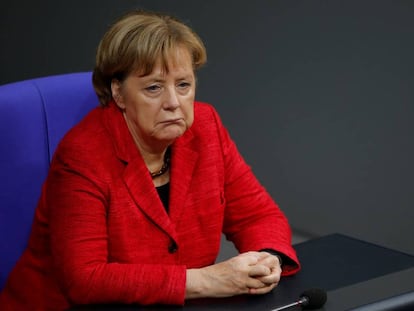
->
xmin=185 ymin=268 xmax=207 ymax=299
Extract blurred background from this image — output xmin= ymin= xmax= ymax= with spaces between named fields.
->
xmin=1 ymin=0 xmax=413 ymax=258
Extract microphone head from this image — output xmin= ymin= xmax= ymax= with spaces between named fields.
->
xmin=300 ymin=288 xmax=327 ymax=309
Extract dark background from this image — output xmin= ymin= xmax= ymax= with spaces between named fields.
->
xmin=1 ymin=0 xmax=413 ymax=255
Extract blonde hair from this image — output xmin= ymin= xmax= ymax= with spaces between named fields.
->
xmin=92 ymin=10 xmax=207 ymax=106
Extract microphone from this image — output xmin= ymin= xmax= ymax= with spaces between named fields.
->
xmin=271 ymin=288 xmax=327 ymax=311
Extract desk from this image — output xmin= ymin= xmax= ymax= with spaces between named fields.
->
xmin=71 ymin=234 xmax=414 ymax=311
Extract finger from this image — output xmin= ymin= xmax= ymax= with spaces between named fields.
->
xmin=248 ymin=264 xmax=271 ymax=277
xmin=257 ymin=253 xmax=279 ymax=268
xmin=256 ymin=272 xmax=281 ymax=285
xmin=237 ymin=252 xmax=262 ymax=265
xmin=248 ymin=283 xmax=277 ymax=295
xmin=246 ymin=277 xmax=268 ymax=290
xmin=254 ymin=251 xmax=272 ymax=260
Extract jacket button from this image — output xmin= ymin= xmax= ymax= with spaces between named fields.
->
xmin=168 ymin=240 xmax=178 ymax=254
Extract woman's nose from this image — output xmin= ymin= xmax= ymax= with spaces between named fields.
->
xmin=163 ymin=87 xmax=180 ymax=110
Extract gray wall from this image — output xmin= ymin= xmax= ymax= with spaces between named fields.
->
xmin=1 ymin=0 xmax=413 ymax=254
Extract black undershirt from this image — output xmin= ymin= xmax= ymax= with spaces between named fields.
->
xmin=156 ymin=182 xmax=170 ymax=214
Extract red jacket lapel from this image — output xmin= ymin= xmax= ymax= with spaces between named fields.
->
xmin=101 ymin=101 xmax=199 ymax=241
xmin=169 ymin=129 xmax=198 ymax=225
xmin=102 ymin=102 xmax=176 ymax=239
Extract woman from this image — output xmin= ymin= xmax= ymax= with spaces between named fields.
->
xmin=0 ymin=10 xmax=300 ymax=310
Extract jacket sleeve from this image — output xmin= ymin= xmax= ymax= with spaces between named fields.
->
xmin=46 ymin=148 xmax=186 ymax=306
xmin=208 ymin=105 xmax=301 ymax=276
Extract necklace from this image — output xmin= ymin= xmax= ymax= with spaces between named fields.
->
xmin=150 ymin=148 xmax=171 ymax=179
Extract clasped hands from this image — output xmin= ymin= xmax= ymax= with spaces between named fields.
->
xmin=186 ymin=251 xmax=282 ymax=299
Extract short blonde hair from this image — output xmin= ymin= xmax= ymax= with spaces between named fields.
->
xmin=92 ymin=10 xmax=207 ymax=106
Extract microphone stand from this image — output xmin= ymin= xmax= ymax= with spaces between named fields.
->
xmin=270 ymin=296 xmax=308 ymax=311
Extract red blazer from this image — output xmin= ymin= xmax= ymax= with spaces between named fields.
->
xmin=0 ymin=101 xmax=300 ymax=310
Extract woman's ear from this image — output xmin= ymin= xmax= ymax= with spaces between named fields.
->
xmin=111 ymin=79 xmax=126 ymax=110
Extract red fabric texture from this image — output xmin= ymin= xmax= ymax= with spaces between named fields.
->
xmin=0 ymin=101 xmax=300 ymax=310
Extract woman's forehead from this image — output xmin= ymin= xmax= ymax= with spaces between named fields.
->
xmin=134 ymin=46 xmax=193 ymax=76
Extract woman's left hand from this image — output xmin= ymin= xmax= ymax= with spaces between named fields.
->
xmin=248 ymin=252 xmax=282 ymax=294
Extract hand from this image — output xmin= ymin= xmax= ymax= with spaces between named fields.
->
xmin=251 ymin=252 xmax=282 ymax=293
xmin=186 ymin=251 xmax=277 ymax=299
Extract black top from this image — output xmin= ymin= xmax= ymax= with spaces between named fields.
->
xmin=156 ymin=182 xmax=170 ymax=214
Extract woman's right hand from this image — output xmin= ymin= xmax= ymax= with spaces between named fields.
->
xmin=185 ymin=251 xmax=279 ymax=299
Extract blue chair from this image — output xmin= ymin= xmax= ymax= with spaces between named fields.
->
xmin=0 ymin=72 xmax=99 ymax=289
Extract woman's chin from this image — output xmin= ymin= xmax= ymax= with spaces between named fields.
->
xmin=156 ymin=129 xmax=186 ymax=142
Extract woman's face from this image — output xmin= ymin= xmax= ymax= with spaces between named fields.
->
xmin=112 ymin=46 xmax=196 ymax=151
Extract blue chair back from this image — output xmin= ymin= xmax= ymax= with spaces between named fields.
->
xmin=0 ymin=72 xmax=99 ymax=289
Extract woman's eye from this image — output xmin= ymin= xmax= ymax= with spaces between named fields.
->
xmin=178 ymin=82 xmax=191 ymax=89
xmin=145 ymin=85 xmax=161 ymax=92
